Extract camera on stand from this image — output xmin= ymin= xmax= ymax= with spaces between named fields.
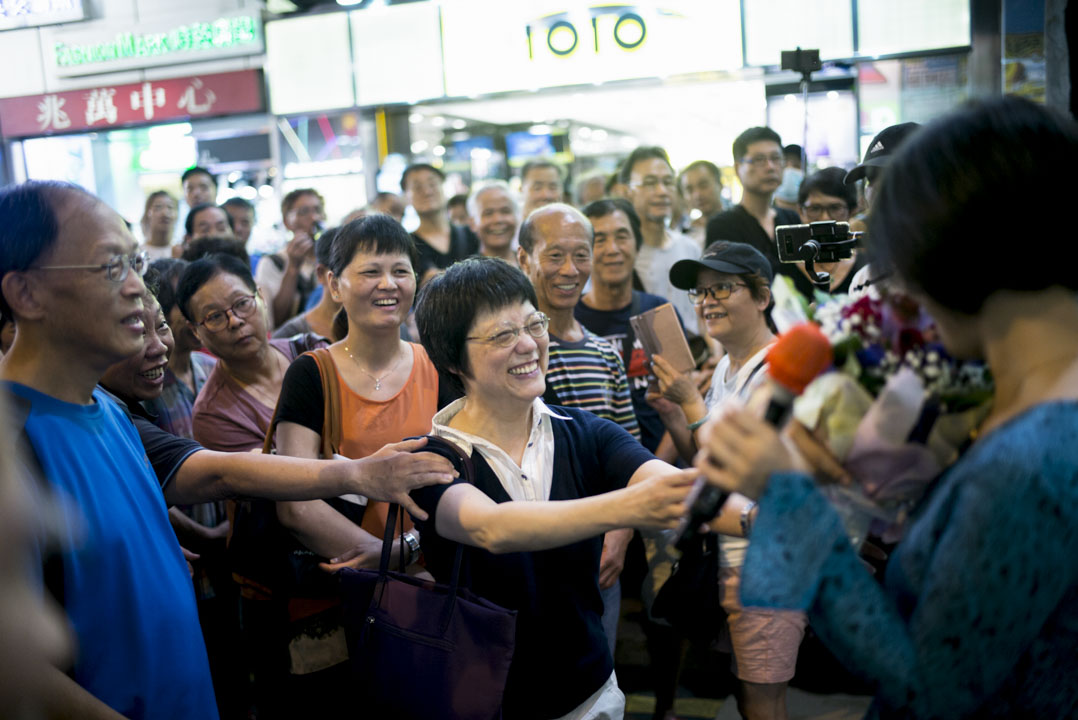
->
xmin=775 ymin=220 xmax=862 ymax=287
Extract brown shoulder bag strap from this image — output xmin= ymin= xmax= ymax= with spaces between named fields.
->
xmin=307 ymin=347 xmax=342 ymax=458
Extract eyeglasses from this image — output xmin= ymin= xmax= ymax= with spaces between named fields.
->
xmin=740 ymin=153 xmax=784 ymax=168
xmin=34 ymin=250 xmax=149 ymax=283
xmin=631 ymin=176 xmax=676 ymax=191
xmin=801 ymin=202 xmax=850 ymax=220
xmin=292 ymin=204 xmax=324 ymax=217
xmin=198 ymin=294 xmax=259 ymax=332
xmin=688 ymin=282 xmax=746 ymax=305
xmin=466 ymin=312 xmax=549 ymax=348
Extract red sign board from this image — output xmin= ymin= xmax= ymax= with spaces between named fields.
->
xmin=0 ymin=70 xmax=264 ymax=139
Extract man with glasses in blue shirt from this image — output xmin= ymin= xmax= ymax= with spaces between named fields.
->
xmin=706 ymin=127 xmax=801 ymax=277
xmin=0 ymin=181 xmax=219 ymax=720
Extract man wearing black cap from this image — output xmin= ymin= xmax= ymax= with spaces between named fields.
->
xmin=845 ymin=122 xmax=921 ymax=297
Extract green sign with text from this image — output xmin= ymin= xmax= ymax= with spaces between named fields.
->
xmin=53 ymin=13 xmax=263 ymax=77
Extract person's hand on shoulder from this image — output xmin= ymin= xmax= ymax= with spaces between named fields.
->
xmin=342 ymin=437 xmax=458 ymax=520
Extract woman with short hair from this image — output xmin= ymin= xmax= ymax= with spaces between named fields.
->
xmin=363 ymin=256 xmax=699 ymax=720
xmin=701 ymin=96 xmax=1078 ymax=718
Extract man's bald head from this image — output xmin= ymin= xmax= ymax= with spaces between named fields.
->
xmin=517 ymin=203 xmax=593 ymax=255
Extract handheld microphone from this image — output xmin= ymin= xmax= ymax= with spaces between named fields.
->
xmin=674 ymin=323 xmax=833 ymax=552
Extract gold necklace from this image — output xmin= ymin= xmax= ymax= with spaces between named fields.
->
xmin=344 ymin=344 xmax=403 ymax=391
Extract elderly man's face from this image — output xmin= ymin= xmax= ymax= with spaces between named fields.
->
xmin=27 ymin=194 xmax=148 ymax=367
xmin=518 ymin=208 xmax=592 ymax=314
xmin=472 ymin=187 xmax=518 ymax=253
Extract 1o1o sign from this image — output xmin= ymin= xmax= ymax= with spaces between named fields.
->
xmin=525 ymin=10 xmax=646 ymax=60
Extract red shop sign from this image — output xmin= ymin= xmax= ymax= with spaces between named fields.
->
xmin=0 ymin=69 xmax=264 ymax=139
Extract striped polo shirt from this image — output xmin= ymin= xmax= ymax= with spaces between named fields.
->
xmin=545 ymin=327 xmax=641 ymax=440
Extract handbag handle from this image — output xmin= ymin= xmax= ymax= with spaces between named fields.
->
xmin=373 ymin=436 xmax=475 ymax=632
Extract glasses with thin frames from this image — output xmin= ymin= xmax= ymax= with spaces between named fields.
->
xmin=467 ymin=312 xmax=549 ymax=348
xmin=632 ymin=176 xmax=676 ymax=191
xmin=34 ymin=250 xmax=149 ymax=283
xmin=801 ymin=203 xmax=850 ymax=221
xmin=741 ymin=153 xmax=784 ymax=168
xmin=199 ymin=294 xmax=259 ymax=333
xmin=688 ymin=282 xmax=747 ymax=305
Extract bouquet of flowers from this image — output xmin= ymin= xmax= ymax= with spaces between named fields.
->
xmin=771 ymin=276 xmax=993 ymax=545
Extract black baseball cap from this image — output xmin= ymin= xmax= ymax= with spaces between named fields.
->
xmin=669 ymin=242 xmax=773 ymax=290
xmin=844 ymin=122 xmax=921 ymax=184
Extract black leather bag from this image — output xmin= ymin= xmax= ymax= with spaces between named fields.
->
xmin=651 ymin=533 xmax=725 ymax=640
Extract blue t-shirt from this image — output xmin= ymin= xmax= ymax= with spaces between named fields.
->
xmin=5 ymin=382 xmax=218 ymax=720
xmin=575 ymin=290 xmax=686 ymax=452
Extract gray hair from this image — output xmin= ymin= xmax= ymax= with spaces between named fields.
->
xmin=467 ymin=180 xmax=519 ymax=221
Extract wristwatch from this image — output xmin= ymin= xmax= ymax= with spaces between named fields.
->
xmin=740 ymin=501 xmax=757 ymax=538
xmin=401 ymin=530 xmax=421 ymax=565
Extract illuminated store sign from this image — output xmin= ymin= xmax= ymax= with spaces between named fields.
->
xmin=50 ymin=10 xmax=263 ymax=77
xmin=441 ymin=1 xmax=742 ymax=97
xmin=0 ymin=70 xmax=264 ymax=137
xmin=0 ymin=0 xmax=86 ymax=31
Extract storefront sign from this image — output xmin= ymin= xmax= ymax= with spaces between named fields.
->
xmin=50 ymin=10 xmax=262 ymax=77
xmin=0 ymin=70 xmax=264 ymax=138
xmin=0 ymin=0 xmax=86 ymax=31
xmin=440 ymin=0 xmax=742 ymax=97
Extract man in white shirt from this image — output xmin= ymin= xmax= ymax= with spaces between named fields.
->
xmin=621 ymin=146 xmax=700 ymax=336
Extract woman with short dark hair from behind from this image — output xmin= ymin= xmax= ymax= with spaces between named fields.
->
xmin=700 ymin=96 xmax=1078 ymax=718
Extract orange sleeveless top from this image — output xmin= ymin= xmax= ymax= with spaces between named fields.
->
xmin=333 ymin=342 xmax=439 ymax=538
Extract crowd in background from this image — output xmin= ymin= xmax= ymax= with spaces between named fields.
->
xmin=1 ymin=94 xmax=1076 ymax=720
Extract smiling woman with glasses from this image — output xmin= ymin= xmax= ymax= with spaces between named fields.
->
xmin=326 ymin=256 xmax=696 ymax=719
xmin=647 ymin=240 xmax=809 ymax=720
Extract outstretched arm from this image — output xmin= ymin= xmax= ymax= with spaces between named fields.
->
xmin=432 ymin=460 xmax=695 ymax=554
xmin=164 ymin=436 xmax=456 ymax=521
xmin=700 ymin=406 xmax=1078 ymax=718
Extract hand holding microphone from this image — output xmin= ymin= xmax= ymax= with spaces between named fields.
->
xmin=675 ymin=323 xmax=832 ymax=551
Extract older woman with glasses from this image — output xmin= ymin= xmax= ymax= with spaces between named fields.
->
xmin=355 ymin=256 xmax=697 ymax=720
xmin=789 ymin=166 xmax=866 ymax=301
xmin=647 ymin=240 xmax=807 ymax=720
xmin=177 ymin=253 xmax=324 ymax=453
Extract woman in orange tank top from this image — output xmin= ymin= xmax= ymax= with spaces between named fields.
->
xmin=274 ymin=215 xmax=441 ymax=572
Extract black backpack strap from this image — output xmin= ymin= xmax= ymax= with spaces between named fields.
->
xmin=9 ymin=393 xmax=65 ymax=607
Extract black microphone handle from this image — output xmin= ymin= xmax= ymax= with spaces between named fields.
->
xmin=674 ymin=483 xmax=728 ymax=554
xmin=673 ymin=384 xmax=798 ymax=553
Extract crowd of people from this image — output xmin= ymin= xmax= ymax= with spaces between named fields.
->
xmin=0 ymin=93 xmax=1076 ymax=720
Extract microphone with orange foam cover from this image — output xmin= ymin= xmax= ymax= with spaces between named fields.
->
xmin=674 ymin=323 xmax=833 ymax=552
